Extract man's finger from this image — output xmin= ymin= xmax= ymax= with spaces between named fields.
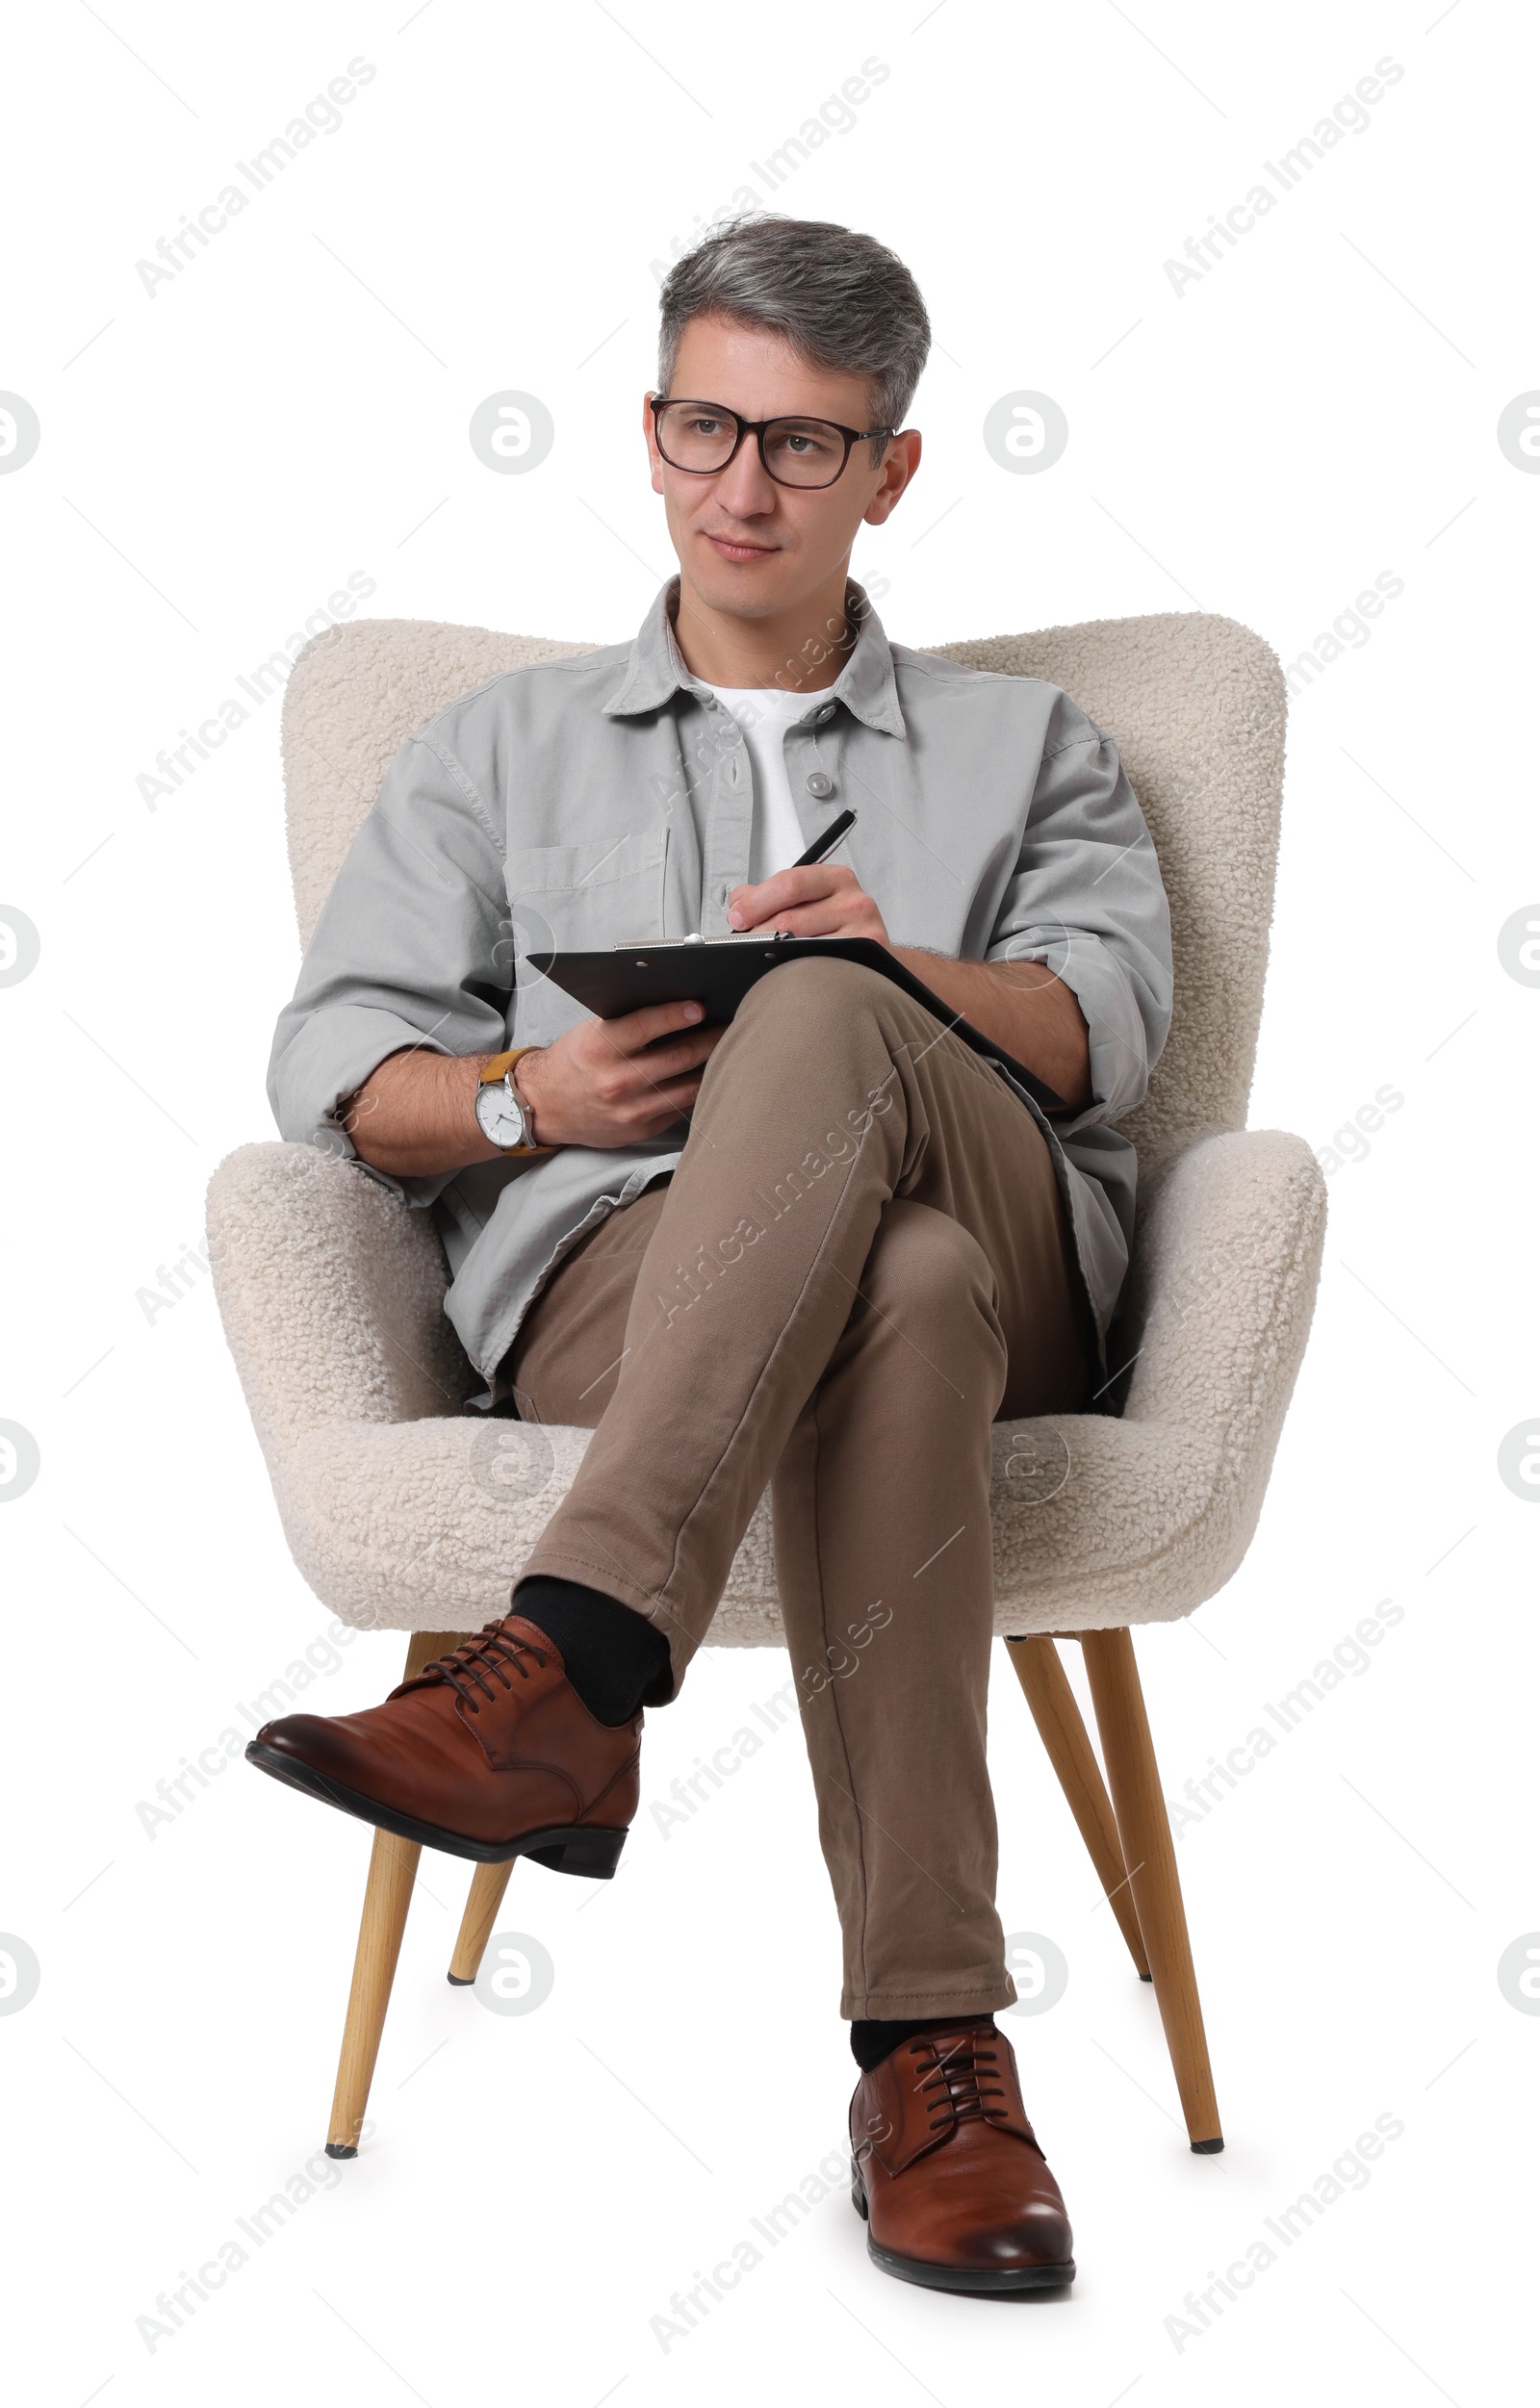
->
xmin=605 ymin=1024 xmax=724 ymax=1118
xmin=601 ymin=995 xmax=708 ymax=1052
xmin=732 ymin=864 xmax=835 ymax=913
xmin=729 ymin=862 xmax=854 ymax=929
xmin=732 ymin=904 xmax=843 ymax=941
xmin=628 ymin=1027 xmax=724 ymax=1082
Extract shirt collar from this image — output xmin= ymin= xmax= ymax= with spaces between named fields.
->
xmin=603 ymin=575 xmax=907 ymax=738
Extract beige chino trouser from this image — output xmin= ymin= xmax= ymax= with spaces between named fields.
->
xmin=511 ymin=958 xmax=1096 ymax=2019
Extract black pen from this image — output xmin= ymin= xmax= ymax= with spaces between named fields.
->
xmin=790 ymin=807 xmax=857 ymax=869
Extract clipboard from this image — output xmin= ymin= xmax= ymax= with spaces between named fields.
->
xmin=526 ymin=932 xmax=1071 ymax=1115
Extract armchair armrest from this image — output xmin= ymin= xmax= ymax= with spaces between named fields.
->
xmin=1118 ymin=1127 xmax=1327 ymax=1444
xmin=988 ymin=1128 xmax=1326 ymax=1633
xmin=206 ymin=1142 xmax=475 ymax=1470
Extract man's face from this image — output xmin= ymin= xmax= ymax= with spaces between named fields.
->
xmin=643 ymin=313 xmax=920 ymax=628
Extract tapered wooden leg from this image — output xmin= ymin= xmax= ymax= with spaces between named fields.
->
xmin=1005 ymin=1635 xmax=1151 ymax=1980
xmin=449 ymin=1860 xmax=517 ymax=1985
xmin=324 ymin=1628 xmax=468 ymax=2159
xmin=326 ymin=1827 xmax=421 ymax=2158
xmin=1080 ymin=1628 xmax=1222 ymax=2152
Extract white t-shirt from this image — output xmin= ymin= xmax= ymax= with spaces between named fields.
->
xmin=704 ymin=683 xmax=814 ymax=888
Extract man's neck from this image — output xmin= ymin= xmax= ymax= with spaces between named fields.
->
xmin=670 ymin=567 xmax=856 ymax=693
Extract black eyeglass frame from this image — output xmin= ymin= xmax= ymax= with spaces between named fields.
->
xmin=650 ymin=394 xmax=898 ymax=490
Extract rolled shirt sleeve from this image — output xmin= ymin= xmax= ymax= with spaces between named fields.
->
xmin=267 ymin=730 xmax=511 ymax=1202
xmin=985 ymin=692 xmax=1172 ymax=1133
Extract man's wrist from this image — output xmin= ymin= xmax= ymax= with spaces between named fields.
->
xmin=508 ymin=1047 xmax=549 ymax=1148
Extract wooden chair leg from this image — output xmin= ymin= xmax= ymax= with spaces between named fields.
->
xmin=1004 ymin=1635 xmax=1151 ymax=1980
xmin=449 ymin=1861 xmax=517 ymax=1986
xmin=1080 ymin=1627 xmax=1223 ymax=2153
xmin=324 ymin=1628 xmax=468 ymax=2158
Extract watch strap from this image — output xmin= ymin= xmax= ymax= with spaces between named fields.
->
xmin=479 ymin=1046 xmax=535 ymax=1088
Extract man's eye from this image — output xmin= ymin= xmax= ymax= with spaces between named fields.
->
xmin=770 ymin=424 xmax=838 ymax=458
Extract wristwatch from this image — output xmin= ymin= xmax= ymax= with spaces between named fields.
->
xmin=475 ymin=1048 xmax=550 ymax=1154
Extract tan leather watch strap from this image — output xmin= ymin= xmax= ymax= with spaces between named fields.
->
xmin=479 ymin=1046 xmax=535 ymax=1087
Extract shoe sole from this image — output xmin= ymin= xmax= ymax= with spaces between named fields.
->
xmin=244 ymin=1741 xmax=628 ymax=1877
xmin=851 ymin=2163 xmax=1075 ymax=2294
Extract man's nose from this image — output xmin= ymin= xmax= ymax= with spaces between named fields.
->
xmin=710 ymin=437 xmax=779 ymax=518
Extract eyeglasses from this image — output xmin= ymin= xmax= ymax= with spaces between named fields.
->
xmin=650 ymin=396 xmax=896 ymax=490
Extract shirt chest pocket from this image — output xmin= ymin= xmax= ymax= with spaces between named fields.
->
xmin=500 ymin=828 xmax=668 ymax=1023
xmin=504 ymin=826 xmax=667 ymax=945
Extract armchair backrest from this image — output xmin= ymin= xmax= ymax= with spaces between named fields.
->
xmin=281 ymin=611 xmax=1286 ymax=1163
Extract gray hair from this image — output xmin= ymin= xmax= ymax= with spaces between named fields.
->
xmin=656 ymin=216 xmax=931 ymax=441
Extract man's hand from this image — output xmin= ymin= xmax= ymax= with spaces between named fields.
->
xmin=517 ymin=998 xmax=725 ymax=1148
xmin=342 ymin=999 xmax=724 ymax=1178
xmin=726 ymin=862 xmax=889 ymax=942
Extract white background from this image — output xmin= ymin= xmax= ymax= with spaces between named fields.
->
xmin=2 ymin=1 xmax=1535 ymax=2400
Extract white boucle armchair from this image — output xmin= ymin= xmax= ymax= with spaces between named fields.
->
xmin=208 ymin=610 xmax=1325 ymax=2161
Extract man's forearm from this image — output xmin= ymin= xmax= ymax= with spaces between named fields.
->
xmin=342 ymin=1047 xmax=501 ymax=1178
xmin=723 ymin=861 xmax=1094 ymax=1114
xmin=890 ymin=950 xmax=1092 ymax=1114
xmin=340 ymin=998 xmax=723 ymax=1170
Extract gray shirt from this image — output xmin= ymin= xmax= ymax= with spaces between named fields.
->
xmin=270 ymin=579 xmax=1173 ymax=1396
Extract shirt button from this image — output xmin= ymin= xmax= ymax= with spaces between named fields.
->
xmin=815 ymin=706 xmax=834 ymax=723
xmin=806 ymin=771 xmax=834 ymax=799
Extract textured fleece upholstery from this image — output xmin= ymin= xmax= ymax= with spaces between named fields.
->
xmin=207 ymin=612 xmax=1326 ymax=1639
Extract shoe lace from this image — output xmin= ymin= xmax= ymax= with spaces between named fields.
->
xmin=910 ymin=2029 xmax=1007 ymax=2131
xmin=417 ymin=1619 xmax=551 ymax=1715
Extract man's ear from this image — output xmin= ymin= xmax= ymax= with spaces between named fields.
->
xmin=862 ymin=429 xmax=922 ymax=528
xmin=642 ymin=390 xmax=666 ymax=496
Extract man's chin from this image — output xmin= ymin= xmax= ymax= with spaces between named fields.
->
xmin=681 ymin=551 xmax=793 ymax=622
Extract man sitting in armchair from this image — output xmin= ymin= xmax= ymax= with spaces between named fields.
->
xmin=252 ymin=213 xmax=1172 ymax=2294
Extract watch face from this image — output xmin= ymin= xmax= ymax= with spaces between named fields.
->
xmin=475 ymin=1079 xmax=526 ymax=1150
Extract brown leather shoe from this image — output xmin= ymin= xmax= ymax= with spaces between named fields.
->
xmin=850 ymin=2021 xmax=1075 ymax=2293
xmin=245 ymin=1615 xmax=640 ymax=1874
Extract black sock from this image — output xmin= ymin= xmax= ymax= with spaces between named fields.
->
xmin=850 ymin=2013 xmax=998 ymax=2072
xmin=511 ymin=1575 xmax=673 ymax=1726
